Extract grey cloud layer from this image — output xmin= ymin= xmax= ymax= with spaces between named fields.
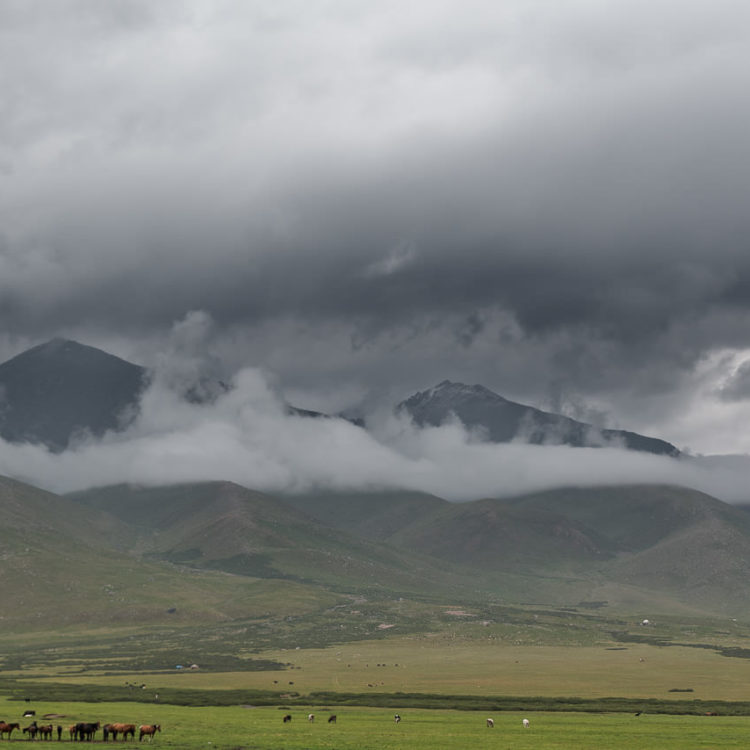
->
xmin=2 ymin=1 xmax=750 ymax=451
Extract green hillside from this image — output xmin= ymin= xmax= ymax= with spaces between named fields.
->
xmin=8 ymin=474 xmax=750 ymax=634
xmin=380 ymin=484 xmax=750 ymax=615
xmin=0 ymin=476 xmax=342 ymax=631
xmin=67 ymin=481 xmax=479 ymax=598
xmin=280 ymin=489 xmax=448 ymax=540
xmin=498 ymin=485 xmax=750 ymax=551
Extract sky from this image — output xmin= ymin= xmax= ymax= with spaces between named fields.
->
xmin=2 ymin=1 xmax=750 ymax=498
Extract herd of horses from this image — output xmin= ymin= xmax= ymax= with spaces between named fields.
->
xmin=0 ymin=721 xmax=161 ymax=741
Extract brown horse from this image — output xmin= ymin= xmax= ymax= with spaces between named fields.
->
xmin=111 ymin=724 xmax=136 ymax=741
xmin=0 ymin=722 xmax=20 ymax=739
xmin=138 ymin=725 xmax=160 ymax=742
xmin=37 ymin=724 xmax=53 ymax=740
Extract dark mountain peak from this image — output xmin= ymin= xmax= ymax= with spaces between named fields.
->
xmin=0 ymin=338 xmax=148 ymax=452
xmin=399 ymin=380 xmax=680 ymax=457
xmin=402 ymin=380 xmax=508 ymax=410
xmin=5 ymin=338 xmax=139 ymax=371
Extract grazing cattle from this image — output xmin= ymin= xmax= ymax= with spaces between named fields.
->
xmin=23 ymin=711 xmax=35 ymax=718
xmin=486 ymin=718 xmax=494 ymax=728
xmin=307 ymin=714 xmax=314 ymax=723
xmin=522 ymin=718 xmax=530 ymax=728
xmin=138 ymin=725 xmax=160 ymax=742
xmin=282 ymin=715 xmax=292 ymax=724
xmin=111 ymin=723 xmax=136 ymax=740
xmin=327 ymin=715 xmax=336 ymax=724
xmin=394 ymin=714 xmax=401 ymax=723
xmin=0 ymin=722 xmax=20 ymax=739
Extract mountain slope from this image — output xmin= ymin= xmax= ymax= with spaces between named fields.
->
xmin=0 ymin=339 xmax=147 ymax=450
xmin=0 ymin=475 xmax=339 ymax=630
xmin=281 ymin=489 xmax=449 ymax=541
xmin=399 ymin=380 xmax=680 ymax=456
xmin=384 ymin=484 xmax=750 ymax=614
xmin=67 ymin=481 xmax=476 ymax=597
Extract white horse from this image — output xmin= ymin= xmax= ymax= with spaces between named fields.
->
xmin=486 ymin=718 xmax=494 ymax=728
xmin=522 ymin=718 xmax=530 ymax=728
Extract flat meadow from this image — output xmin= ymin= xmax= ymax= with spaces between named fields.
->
xmin=4 ymin=606 xmax=750 ymax=748
xmin=0 ymin=698 xmax=749 ymax=750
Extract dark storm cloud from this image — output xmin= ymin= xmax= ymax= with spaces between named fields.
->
xmin=2 ymin=0 xmax=750 ymax=451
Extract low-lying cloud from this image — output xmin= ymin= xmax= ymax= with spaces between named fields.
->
xmin=1 ymin=365 xmax=748 ymax=505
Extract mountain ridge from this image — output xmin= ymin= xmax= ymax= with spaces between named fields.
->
xmin=0 ymin=340 xmax=680 ymax=459
xmin=399 ymin=379 xmax=680 ymax=456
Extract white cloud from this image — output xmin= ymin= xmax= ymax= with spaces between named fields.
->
xmin=0 ymin=366 xmax=748 ymax=505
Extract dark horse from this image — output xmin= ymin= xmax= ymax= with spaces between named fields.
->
xmin=74 ymin=722 xmax=100 ymax=741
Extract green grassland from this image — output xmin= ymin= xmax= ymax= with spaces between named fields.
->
xmin=3 ymin=601 xmax=750 ymax=706
xmin=0 ymin=698 xmax=749 ymax=750
xmin=2 ymin=603 xmax=750 ymax=748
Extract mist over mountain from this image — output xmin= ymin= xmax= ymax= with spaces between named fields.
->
xmin=0 ymin=340 xmax=678 ymax=459
xmin=399 ymin=380 xmax=680 ymax=456
xmin=2 ymin=338 xmax=749 ymax=504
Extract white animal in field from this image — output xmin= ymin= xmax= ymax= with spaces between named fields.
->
xmin=307 ymin=714 xmax=314 ymax=723
xmin=486 ymin=718 xmax=494 ymax=728
xmin=522 ymin=718 xmax=530 ymax=728
xmin=394 ymin=715 xmax=401 ymax=723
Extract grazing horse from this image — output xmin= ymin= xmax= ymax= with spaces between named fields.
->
xmin=57 ymin=726 xmax=62 ymax=741
xmin=22 ymin=722 xmax=38 ymax=739
xmin=327 ymin=715 xmax=336 ymax=724
xmin=486 ymin=718 xmax=494 ymax=728
xmin=394 ymin=714 xmax=401 ymax=723
xmin=282 ymin=715 xmax=292 ymax=724
xmin=38 ymin=724 xmax=54 ymax=740
xmin=111 ymin=723 xmax=136 ymax=740
xmin=68 ymin=725 xmax=77 ymax=741
xmin=75 ymin=722 xmax=101 ymax=741
xmin=307 ymin=714 xmax=314 ymax=723
xmin=0 ymin=722 xmax=20 ymax=739
xmin=522 ymin=718 xmax=530 ymax=728
xmin=138 ymin=725 xmax=160 ymax=742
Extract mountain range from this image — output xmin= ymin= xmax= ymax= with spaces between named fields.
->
xmin=0 ymin=338 xmax=679 ymax=456
xmin=1 ymin=337 xmax=729 ymax=633
xmin=3 ymin=473 xmax=750 ymax=632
